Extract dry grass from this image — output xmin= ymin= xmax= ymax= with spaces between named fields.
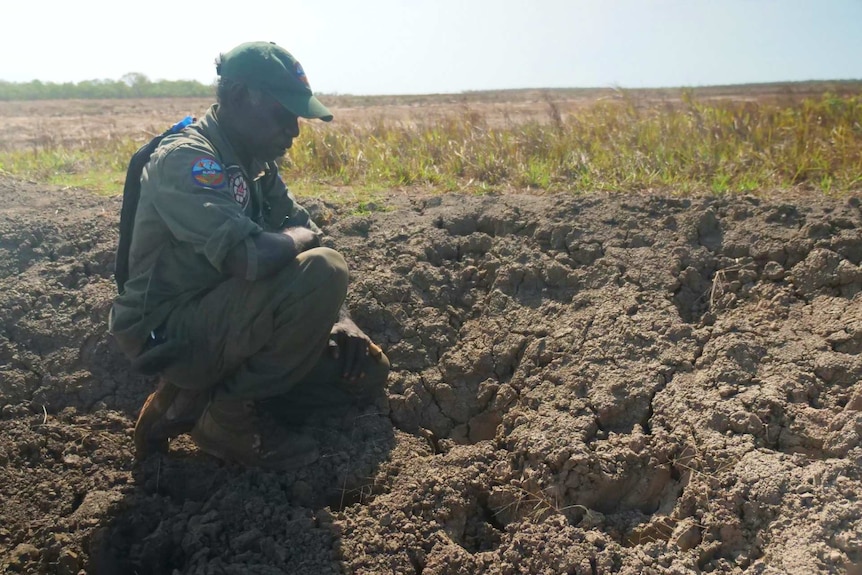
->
xmin=286 ymin=90 xmax=862 ymax=196
xmin=0 ymin=89 xmax=860 ymax=202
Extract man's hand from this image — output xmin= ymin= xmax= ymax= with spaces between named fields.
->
xmin=281 ymin=226 xmax=320 ymax=253
xmin=328 ymin=319 xmax=379 ymax=382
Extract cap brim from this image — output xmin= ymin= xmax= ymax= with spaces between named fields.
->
xmin=277 ymin=92 xmax=333 ymax=122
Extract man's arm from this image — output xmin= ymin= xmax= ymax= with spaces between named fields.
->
xmin=222 ymin=226 xmax=320 ymax=280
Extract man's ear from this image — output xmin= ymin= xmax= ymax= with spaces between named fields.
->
xmin=224 ymin=82 xmax=250 ymax=112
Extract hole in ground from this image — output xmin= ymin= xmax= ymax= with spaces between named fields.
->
xmin=448 ymin=490 xmax=506 ymax=554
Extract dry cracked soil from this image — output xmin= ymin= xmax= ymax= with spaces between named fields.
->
xmin=0 ymin=174 xmax=860 ymax=575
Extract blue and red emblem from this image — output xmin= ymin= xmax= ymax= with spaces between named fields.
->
xmin=190 ymin=157 xmax=225 ymax=188
xmin=295 ymin=62 xmax=309 ymax=87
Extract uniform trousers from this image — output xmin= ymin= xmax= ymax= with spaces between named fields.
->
xmin=156 ymin=247 xmax=389 ymax=415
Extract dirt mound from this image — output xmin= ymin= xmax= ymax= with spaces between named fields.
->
xmin=0 ymin=174 xmax=860 ymax=574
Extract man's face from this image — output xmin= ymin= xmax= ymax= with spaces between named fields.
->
xmin=234 ymin=90 xmax=301 ymax=163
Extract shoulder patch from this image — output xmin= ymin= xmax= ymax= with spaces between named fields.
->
xmin=226 ymin=165 xmax=250 ymax=209
xmin=190 ymin=157 xmax=226 ymax=189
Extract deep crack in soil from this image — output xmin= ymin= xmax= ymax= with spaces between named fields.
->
xmin=0 ymin=175 xmax=860 ymax=574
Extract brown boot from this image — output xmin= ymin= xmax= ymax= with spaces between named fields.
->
xmin=134 ymin=378 xmax=206 ymax=459
xmin=190 ymin=397 xmax=320 ymax=470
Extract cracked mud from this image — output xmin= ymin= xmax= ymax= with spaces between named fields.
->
xmin=1 ymin=174 xmax=860 ymax=574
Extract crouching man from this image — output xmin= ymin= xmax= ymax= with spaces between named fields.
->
xmin=109 ymin=42 xmax=389 ymax=470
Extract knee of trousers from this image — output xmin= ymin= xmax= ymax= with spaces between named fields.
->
xmin=296 ymin=247 xmax=349 ymax=308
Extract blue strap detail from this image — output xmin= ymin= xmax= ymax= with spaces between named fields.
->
xmin=169 ymin=115 xmax=194 ymax=134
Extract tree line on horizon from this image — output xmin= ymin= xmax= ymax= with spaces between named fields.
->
xmin=1 ymin=72 xmax=860 ymax=103
xmin=0 ymin=73 xmax=214 ymax=101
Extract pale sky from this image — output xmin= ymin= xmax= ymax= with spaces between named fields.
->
xmin=3 ymin=0 xmax=860 ymax=95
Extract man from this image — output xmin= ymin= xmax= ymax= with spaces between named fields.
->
xmin=110 ymin=41 xmax=389 ymax=470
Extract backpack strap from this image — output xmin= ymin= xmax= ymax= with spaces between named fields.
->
xmin=115 ymin=116 xmax=194 ymax=294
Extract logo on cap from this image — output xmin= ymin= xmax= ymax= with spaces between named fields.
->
xmin=295 ymin=62 xmax=309 ymax=87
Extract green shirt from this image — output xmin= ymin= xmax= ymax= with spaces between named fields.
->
xmin=110 ymin=105 xmax=320 ymax=345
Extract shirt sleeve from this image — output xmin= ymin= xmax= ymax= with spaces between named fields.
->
xmin=261 ymin=165 xmax=322 ymax=235
xmin=144 ymin=143 xmax=262 ymax=272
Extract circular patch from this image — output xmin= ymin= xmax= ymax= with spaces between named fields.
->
xmin=190 ymin=157 xmax=225 ymax=188
xmin=228 ymin=169 xmax=249 ymax=208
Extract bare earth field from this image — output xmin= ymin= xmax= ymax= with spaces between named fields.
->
xmin=3 ymin=82 xmax=857 ymax=150
xmin=0 ymin=95 xmax=594 ymax=151
xmin=1 ymin=88 xmax=862 ymax=574
xmin=0 ymin=96 xmax=554 ymax=150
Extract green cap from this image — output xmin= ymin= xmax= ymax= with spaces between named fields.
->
xmin=218 ymin=41 xmax=333 ymax=122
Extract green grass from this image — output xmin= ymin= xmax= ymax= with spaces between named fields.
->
xmin=0 ymin=137 xmax=139 ymax=195
xmin=1 ymin=93 xmax=860 ymax=202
